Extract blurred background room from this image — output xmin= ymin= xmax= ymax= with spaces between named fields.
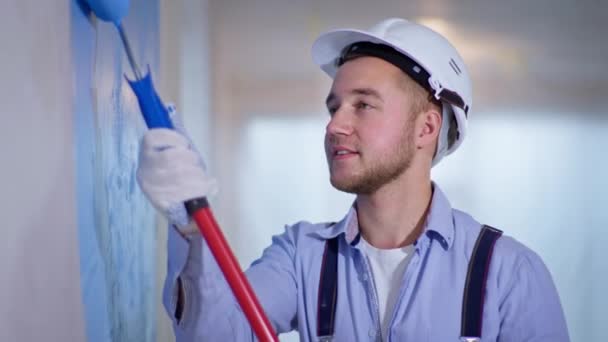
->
xmin=162 ymin=1 xmax=607 ymax=341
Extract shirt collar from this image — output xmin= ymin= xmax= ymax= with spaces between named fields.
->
xmin=423 ymin=183 xmax=455 ymax=250
xmin=308 ymin=205 xmax=359 ymax=244
xmin=308 ymin=182 xmax=455 ymax=250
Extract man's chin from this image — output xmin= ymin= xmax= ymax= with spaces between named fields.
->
xmin=330 ymin=176 xmax=367 ymax=195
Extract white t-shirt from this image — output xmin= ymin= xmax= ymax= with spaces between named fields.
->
xmin=359 ymin=237 xmax=415 ymax=341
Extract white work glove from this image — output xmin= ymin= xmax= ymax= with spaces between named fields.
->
xmin=136 ymin=106 xmax=217 ymax=234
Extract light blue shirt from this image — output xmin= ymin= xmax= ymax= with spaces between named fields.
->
xmin=163 ymin=185 xmax=570 ymax=341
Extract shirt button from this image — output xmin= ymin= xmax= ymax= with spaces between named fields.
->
xmin=368 ymin=329 xmax=376 ymax=338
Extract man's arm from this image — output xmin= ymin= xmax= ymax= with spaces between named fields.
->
xmin=163 ymin=223 xmax=298 ymax=341
xmin=496 ymin=248 xmax=570 ymax=342
xmin=136 ymin=125 xmax=298 ymax=339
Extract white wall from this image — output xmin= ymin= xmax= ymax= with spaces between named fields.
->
xmin=159 ymin=0 xmax=212 ymax=341
xmin=0 ymin=1 xmax=85 ymax=341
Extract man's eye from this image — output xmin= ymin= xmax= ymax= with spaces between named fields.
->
xmin=327 ymin=106 xmax=338 ymax=116
xmin=355 ymin=102 xmax=372 ymax=110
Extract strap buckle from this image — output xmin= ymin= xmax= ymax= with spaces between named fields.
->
xmin=460 ymin=337 xmax=481 ymax=342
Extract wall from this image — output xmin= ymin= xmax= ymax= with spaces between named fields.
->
xmin=72 ymin=0 xmax=162 ymax=341
xmin=0 ymin=1 xmax=85 ymax=341
xmin=158 ymin=1 xmax=212 ymax=341
xmin=0 ymin=1 xmax=207 ymax=341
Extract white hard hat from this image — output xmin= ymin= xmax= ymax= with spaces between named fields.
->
xmin=312 ymin=18 xmax=472 ymax=164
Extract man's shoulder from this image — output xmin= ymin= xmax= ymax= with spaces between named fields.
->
xmin=284 ymin=219 xmax=336 ymax=233
xmin=278 ymin=220 xmax=338 ymax=245
xmin=266 ymin=220 xmax=339 ymax=263
xmin=451 ymin=208 xmax=548 ymax=286
xmin=451 ymin=209 xmax=543 ymax=266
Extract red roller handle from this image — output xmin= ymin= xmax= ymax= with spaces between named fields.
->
xmin=185 ymin=198 xmax=278 ymax=342
xmin=115 ymin=17 xmax=276 ymax=340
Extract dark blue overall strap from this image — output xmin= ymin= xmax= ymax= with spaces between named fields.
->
xmin=460 ymin=225 xmax=503 ymax=340
xmin=317 ymin=236 xmax=339 ymax=339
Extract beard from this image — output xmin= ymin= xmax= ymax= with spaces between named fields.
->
xmin=328 ymin=123 xmax=415 ymax=195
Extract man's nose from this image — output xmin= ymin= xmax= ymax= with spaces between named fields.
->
xmin=326 ymin=107 xmax=353 ymax=136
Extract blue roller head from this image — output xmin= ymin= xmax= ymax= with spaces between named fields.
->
xmin=127 ymin=70 xmax=174 ymax=130
xmin=85 ymin=0 xmax=130 ymax=25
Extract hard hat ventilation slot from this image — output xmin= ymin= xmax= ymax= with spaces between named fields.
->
xmin=449 ymin=58 xmax=462 ymax=75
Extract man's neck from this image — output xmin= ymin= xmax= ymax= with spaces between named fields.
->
xmin=355 ymin=171 xmax=433 ymax=249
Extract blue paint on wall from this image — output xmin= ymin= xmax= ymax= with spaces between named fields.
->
xmin=71 ymin=1 xmax=159 ymax=341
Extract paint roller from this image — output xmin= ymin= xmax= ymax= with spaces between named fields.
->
xmin=81 ymin=1 xmax=278 ymax=340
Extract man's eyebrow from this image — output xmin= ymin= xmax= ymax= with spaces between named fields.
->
xmin=351 ymin=88 xmax=382 ymax=100
xmin=325 ymin=88 xmax=383 ymax=107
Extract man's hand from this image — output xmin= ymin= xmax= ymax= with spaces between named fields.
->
xmin=137 ymin=127 xmax=217 ymax=234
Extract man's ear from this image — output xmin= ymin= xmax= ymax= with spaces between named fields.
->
xmin=415 ymin=107 xmax=442 ymax=150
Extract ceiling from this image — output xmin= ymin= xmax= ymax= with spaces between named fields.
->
xmin=206 ymin=0 xmax=608 ymax=112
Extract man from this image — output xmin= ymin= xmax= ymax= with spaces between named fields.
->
xmin=137 ymin=18 xmax=570 ymax=341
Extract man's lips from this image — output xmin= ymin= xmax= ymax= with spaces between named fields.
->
xmin=330 ymin=146 xmax=358 ymax=160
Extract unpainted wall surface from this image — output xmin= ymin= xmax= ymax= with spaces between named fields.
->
xmin=0 ymin=1 xmax=85 ymax=341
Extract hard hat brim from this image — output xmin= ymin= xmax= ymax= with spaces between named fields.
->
xmin=312 ymin=28 xmax=430 ymax=80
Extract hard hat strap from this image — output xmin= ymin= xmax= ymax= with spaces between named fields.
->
xmin=337 ymin=42 xmax=468 ymax=116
